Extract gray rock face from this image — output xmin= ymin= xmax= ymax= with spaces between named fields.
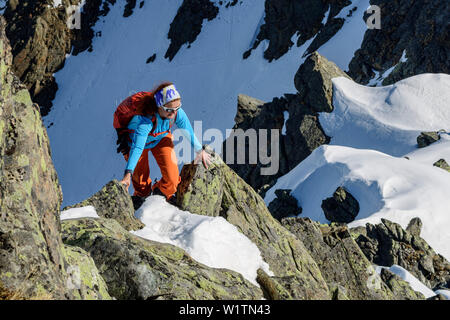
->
xmin=321 ymin=187 xmax=360 ymax=223
xmin=177 ymin=151 xmax=331 ymax=299
xmin=223 ymin=52 xmax=346 ymax=195
xmin=417 ymin=131 xmax=440 ymax=148
xmin=248 ymin=0 xmax=351 ymax=61
xmin=281 ymin=218 xmax=423 ymax=300
xmin=351 ymin=218 xmax=450 ymax=290
xmin=267 ymin=189 xmax=302 ymax=221
xmin=62 ymin=218 xmax=263 ymax=300
xmin=63 ymin=180 xmax=144 ymax=231
xmin=348 ymin=0 xmax=450 ymax=85
xmin=0 ymin=16 xmax=65 ymax=299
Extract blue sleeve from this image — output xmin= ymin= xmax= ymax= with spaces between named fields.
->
xmin=125 ymin=119 xmax=152 ymax=172
xmin=175 ymin=108 xmax=202 ymax=152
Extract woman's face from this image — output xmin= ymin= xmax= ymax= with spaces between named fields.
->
xmin=158 ymin=99 xmax=180 ymax=119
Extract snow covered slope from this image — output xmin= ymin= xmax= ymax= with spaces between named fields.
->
xmin=43 ymin=0 xmax=369 ymax=207
xmin=265 ymin=74 xmax=450 ymax=261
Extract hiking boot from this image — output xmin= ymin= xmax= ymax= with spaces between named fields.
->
xmin=131 ymin=195 xmax=146 ymax=210
xmin=153 ymin=187 xmax=178 ymax=206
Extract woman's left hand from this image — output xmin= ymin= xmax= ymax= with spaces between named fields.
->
xmin=194 ymin=149 xmax=211 ymax=169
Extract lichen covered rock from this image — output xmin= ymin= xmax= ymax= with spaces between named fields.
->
xmin=0 ymin=15 xmax=69 ymax=299
xmin=63 ymin=179 xmax=144 ymax=231
xmin=281 ymin=217 xmax=421 ymax=300
xmin=178 ymin=151 xmax=331 ymax=299
xmin=62 ymin=218 xmax=263 ymax=300
xmin=62 ymin=245 xmax=111 ymax=300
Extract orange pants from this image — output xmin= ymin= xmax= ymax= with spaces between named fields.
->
xmin=124 ymin=133 xmax=181 ymax=200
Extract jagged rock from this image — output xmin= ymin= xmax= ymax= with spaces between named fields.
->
xmin=250 ymin=0 xmax=351 ymax=61
xmin=433 ymin=159 xmax=450 ymax=173
xmin=223 ymin=53 xmax=344 ymax=195
xmin=61 ymin=218 xmax=263 ymax=300
xmin=406 ymin=217 xmax=422 ymax=237
xmin=165 ymin=0 xmax=219 ymax=61
xmin=321 ymin=187 xmax=360 ymax=223
xmin=3 ymin=0 xmax=117 ymax=115
xmin=417 ymin=131 xmax=440 ymax=148
xmin=62 ymin=245 xmax=111 ymax=300
xmin=0 ymin=17 xmax=66 ymax=299
xmin=351 ymin=218 xmax=450 ymax=290
xmin=348 ymin=0 xmax=450 ymax=85
xmin=379 ymin=268 xmax=425 ymax=300
xmin=267 ymin=189 xmax=302 ymax=221
xmin=63 ymin=180 xmax=144 ymax=231
xmin=294 ymin=52 xmax=351 ymax=113
xmin=281 ymin=217 xmax=422 ymax=300
xmin=177 ymin=150 xmax=331 ymax=299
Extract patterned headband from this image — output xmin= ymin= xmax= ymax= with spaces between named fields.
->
xmin=154 ymin=84 xmax=181 ymax=107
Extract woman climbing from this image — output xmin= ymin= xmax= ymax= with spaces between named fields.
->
xmin=114 ymin=82 xmax=211 ymax=209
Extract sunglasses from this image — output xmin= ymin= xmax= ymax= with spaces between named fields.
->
xmin=160 ymin=103 xmax=181 ymax=113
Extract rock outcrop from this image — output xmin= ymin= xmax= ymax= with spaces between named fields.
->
xmin=223 ymin=52 xmax=348 ymax=195
xmin=63 ymin=180 xmax=144 ymax=231
xmin=348 ymin=0 xmax=450 ymax=85
xmin=267 ymin=189 xmax=302 ymax=221
xmin=62 ymin=217 xmax=263 ymax=300
xmin=165 ymin=0 xmax=219 ymax=61
xmin=0 ymin=15 xmax=67 ymax=299
xmin=281 ymin=218 xmax=424 ymax=300
xmin=350 ymin=218 xmax=450 ymax=290
xmin=248 ymin=0 xmax=351 ymax=61
xmin=321 ymin=187 xmax=360 ymax=223
xmin=177 ymin=149 xmax=332 ymax=299
xmin=3 ymin=0 xmax=117 ymax=115
xmin=417 ymin=131 xmax=440 ymax=148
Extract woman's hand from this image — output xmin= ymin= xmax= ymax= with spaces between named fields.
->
xmin=194 ymin=149 xmax=211 ymax=169
xmin=120 ymin=172 xmax=132 ymax=191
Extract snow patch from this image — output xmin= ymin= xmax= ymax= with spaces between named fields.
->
xmin=60 ymin=205 xmax=99 ymax=220
xmin=132 ymin=196 xmax=273 ymax=285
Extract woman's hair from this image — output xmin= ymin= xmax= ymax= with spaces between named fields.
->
xmin=136 ymin=81 xmax=175 ymax=115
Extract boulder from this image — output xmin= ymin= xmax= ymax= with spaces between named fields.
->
xmin=417 ymin=131 xmax=440 ymax=148
xmin=321 ymin=187 xmax=360 ymax=223
xmin=281 ymin=217 xmax=422 ymax=300
xmin=63 ymin=179 xmax=144 ymax=231
xmin=267 ymin=189 xmax=302 ymax=221
xmin=351 ymin=218 xmax=450 ymax=290
xmin=433 ymin=159 xmax=450 ymax=173
xmin=0 ymin=16 xmax=66 ymax=299
xmin=177 ymin=150 xmax=331 ymax=299
xmin=61 ymin=217 xmax=263 ymax=300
